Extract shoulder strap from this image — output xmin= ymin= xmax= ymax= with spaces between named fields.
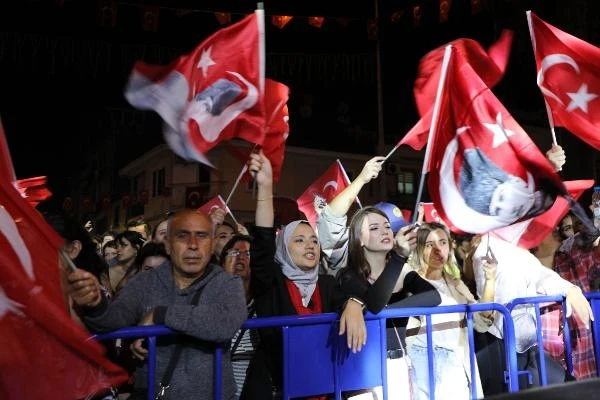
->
xmin=157 ymin=271 xmax=214 ymax=398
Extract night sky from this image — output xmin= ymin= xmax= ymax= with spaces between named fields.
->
xmin=0 ymin=0 xmax=574 ymax=200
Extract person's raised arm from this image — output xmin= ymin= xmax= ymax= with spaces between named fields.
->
xmin=249 ymin=150 xmax=274 ymax=228
xmin=327 ymin=156 xmax=385 ymax=218
xmin=248 ymin=150 xmax=278 ymax=294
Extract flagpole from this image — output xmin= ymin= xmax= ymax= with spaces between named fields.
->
xmin=374 ymin=0 xmax=388 ymax=201
xmin=526 ymin=11 xmax=559 ymax=146
xmin=412 ymin=45 xmax=453 ymax=222
xmin=337 ymin=159 xmax=363 ymax=209
xmin=225 ymin=164 xmax=248 ymax=205
xmin=219 ymin=194 xmax=239 ymax=225
xmin=256 ymin=3 xmax=265 ymax=95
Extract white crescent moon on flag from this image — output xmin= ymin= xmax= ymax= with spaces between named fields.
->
xmin=537 ymin=53 xmax=580 ymax=105
xmin=322 ymin=181 xmax=338 ymax=193
xmin=184 ymin=71 xmax=258 ymax=143
xmin=0 ymin=206 xmax=34 ymax=280
xmin=439 ymin=134 xmax=519 ymax=233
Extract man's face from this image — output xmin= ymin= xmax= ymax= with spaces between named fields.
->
xmin=222 ymin=240 xmax=251 ymax=283
xmin=166 ymin=211 xmax=213 ymax=281
xmin=213 ymin=224 xmax=235 ymax=257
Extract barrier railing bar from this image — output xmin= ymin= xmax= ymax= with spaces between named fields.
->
xmin=94 ymin=302 xmax=519 ymax=398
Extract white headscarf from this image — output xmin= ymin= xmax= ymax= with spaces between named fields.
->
xmin=274 ymin=220 xmax=319 ymax=307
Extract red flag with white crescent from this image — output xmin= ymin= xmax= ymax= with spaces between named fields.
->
xmin=0 ymin=120 xmax=127 ymax=399
xmin=427 ymin=49 xmax=566 ymax=234
xmin=125 ymin=12 xmax=265 ymax=166
xmin=197 ymin=195 xmax=229 ymax=216
xmin=296 ymin=160 xmax=350 ymax=228
xmin=529 ymin=11 xmax=600 ymax=150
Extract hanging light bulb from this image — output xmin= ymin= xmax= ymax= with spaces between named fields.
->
xmin=214 ymin=12 xmax=231 ymax=25
xmin=308 ymin=16 xmax=325 ymax=28
xmin=439 ymin=0 xmax=452 ymax=23
xmin=272 ymin=15 xmax=293 ymax=29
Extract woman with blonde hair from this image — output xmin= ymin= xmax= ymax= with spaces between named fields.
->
xmin=406 ymin=222 xmax=496 ymax=399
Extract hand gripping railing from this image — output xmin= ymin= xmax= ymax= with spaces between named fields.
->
xmin=94 ymin=302 xmax=518 ymax=400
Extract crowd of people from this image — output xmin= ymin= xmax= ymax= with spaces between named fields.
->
xmin=54 ymin=145 xmax=599 ymax=400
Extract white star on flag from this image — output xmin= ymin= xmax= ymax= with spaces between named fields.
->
xmin=484 ymin=112 xmax=514 ymax=148
xmin=566 ymin=83 xmax=598 ymax=113
xmin=196 ymin=46 xmax=216 ymax=78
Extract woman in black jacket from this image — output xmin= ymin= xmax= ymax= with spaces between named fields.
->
xmin=241 ymin=150 xmax=365 ymax=399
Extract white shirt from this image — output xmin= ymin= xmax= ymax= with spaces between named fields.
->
xmin=472 ymin=235 xmax=574 ymax=351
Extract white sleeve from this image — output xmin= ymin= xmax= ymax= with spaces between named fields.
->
xmin=316 ymin=205 xmax=349 ymax=273
xmin=530 ymin=258 xmax=575 ymax=296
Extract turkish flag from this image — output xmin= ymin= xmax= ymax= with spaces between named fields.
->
xmin=528 ymin=11 xmax=600 ymax=150
xmin=491 ymin=180 xmax=594 ymax=249
xmin=427 ymin=49 xmax=566 ymax=234
xmin=198 ymin=195 xmax=229 ymax=215
xmin=297 ymin=160 xmax=350 ymax=228
xmin=398 ymin=31 xmax=513 ymax=151
xmin=226 ymin=79 xmax=290 ymax=183
xmin=14 ymin=176 xmax=52 ymax=208
xmin=125 ymin=11 xmax=265 ymax=166
xmin=414 ymin=30 xmax=513 ymax=117
xmin=0 ymin=121 xmax=127 ymax=399
xmin=421 ymin=202 xmax=442 ymax=223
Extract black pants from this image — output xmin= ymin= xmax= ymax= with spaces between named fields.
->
xmin=475 ymin=332 xmax=569 ymax=396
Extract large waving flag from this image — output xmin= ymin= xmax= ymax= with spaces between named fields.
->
xmin=398 ymin=31 xmax=513 ymax=151
xmin=125 ymin=11 xmax=265 ymax=166
xmin=491 ymin=180 xmax=594 ymax=249
xmin=426 ymin=49 xmax=566 ymax=234
xmin=0 ymin=120 xmax=127 ymax=399
xmin=297 ymin=160 xmax=350 ymax=228
xmin=414 ymin=30 xmax=513 ymax=117
xmin=226 ymin=78 xmax=290 ymax=182
xmin=528 ymin=11 xmax=600 ymax=150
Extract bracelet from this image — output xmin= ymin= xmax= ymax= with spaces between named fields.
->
xmin=348 ymin=297 xmax=366 ymax=310
xmin=256 ymin=196 xmax=273 ymax=202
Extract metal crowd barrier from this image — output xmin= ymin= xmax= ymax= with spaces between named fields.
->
xmin=506 ymin=292 xmax=600 ymax=388
xmin=94 ymin=302 xmax=522 ymax=400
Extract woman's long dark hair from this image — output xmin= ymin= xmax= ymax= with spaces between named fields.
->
xmin=347 ymin=206 xmax=391 ymax=282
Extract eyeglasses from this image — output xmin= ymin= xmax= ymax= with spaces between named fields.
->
xmin=226 ymin=249 xmax=251 ymax=258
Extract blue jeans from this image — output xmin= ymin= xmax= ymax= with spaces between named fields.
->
xmin=408 ymin=344 xmax=472 ymax=400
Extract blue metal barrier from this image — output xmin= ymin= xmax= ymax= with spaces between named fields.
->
xmin=94 ymin=302 xmax=519 ymax=399
xmin=507 ymin=292 xmax=600 ymax=389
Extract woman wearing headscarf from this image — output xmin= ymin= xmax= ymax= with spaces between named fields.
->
xmin=241 ymin=150 xmax=365 ymax=399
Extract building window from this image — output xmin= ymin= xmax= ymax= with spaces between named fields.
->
xmin=132 ymin=172 xmax=145 ymax=201
xmin=397 ymin=171 xmax=415 ymax=195
xmin=152 ymin=168 xmax=165 ymax=197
